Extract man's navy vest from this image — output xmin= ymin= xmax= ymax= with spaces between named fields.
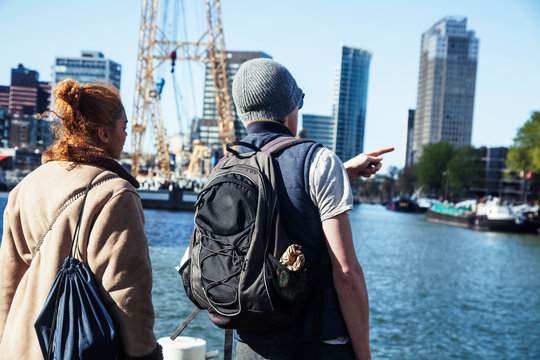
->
xmin=235 ymin=120 xmax=348 ymax=343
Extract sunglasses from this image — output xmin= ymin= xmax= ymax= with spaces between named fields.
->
xmin=298 ymin=93 xmax=305 ymax=110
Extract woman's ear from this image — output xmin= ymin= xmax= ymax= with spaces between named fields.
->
xmin=97 ymin=127 xmax=110 ymax=144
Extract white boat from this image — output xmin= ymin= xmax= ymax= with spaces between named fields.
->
xmin=474 ymin=197 xmax=540 ymax=233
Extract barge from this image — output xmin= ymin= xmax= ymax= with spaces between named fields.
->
xmin=137 ymin=177 xmax=203 ymax=211
xmin=427 ymin=198 xmax=540 ymax=234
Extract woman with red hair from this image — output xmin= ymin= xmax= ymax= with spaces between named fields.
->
xmin=0 ymin=79 xmax=162 ymax=359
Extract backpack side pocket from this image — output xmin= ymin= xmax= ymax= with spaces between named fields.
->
xmin=179 ymin=258 xmax=204 ymax=309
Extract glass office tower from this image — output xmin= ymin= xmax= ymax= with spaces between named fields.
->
xmin=302 ymin=114 xmax=334 ymax=150
xmin=412 ymin=16 xmax=479 ymax=162
xmin=333 ymin=46 xmax=372 ymax=162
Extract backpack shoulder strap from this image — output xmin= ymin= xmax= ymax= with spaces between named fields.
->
xmin=32 ymin=175 xmax=119 ymax=259
xmin=261 ymin=137 xmax=316 ymax=155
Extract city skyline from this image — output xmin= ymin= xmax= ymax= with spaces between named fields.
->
xmin=0 ymin=0 xmax=539 ymax=171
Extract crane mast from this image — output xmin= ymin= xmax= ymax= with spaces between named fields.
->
xmin=131 ymin=0 xmax=235 ymax=178
xmin=206 ymin=0 xmax=235 ymax=153
xmin=131 ymin=0 xmax=170 ymax=177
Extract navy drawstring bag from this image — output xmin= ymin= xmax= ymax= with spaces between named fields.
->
xmin=34 ymin=176 xmax=122 ymax=360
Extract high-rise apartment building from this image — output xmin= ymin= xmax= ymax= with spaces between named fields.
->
xmin=8 ymin=64 xmax=50 ymax=115
xmin=0 ymin=65 xmax=52 ymax=149
xmin=53 ymin=51 xmax=122 ymax=90
xmin=411 ymin=16 xmax=479 ymax=162
xmin=199 ymin=51 xmax=271 ymax=152
xmin=302 ymin=114 xmax=335 ymax=150
xmin=333 ymin=46 xmax=372 ymax=161
xmin=405 ymin=109 xmax=415 ymax=167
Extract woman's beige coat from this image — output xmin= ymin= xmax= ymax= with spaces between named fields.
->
xmin=0 ymin=162 xmax=157 ymax=359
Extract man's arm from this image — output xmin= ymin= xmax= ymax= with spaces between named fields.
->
xmin=322 ymin=212 xmax=370 ymax=360
xmin=344 ymin=147 xmax=394 ymax=179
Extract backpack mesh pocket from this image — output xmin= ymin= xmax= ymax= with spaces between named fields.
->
xmin=266 ymin=253 xmax=308 ymax=306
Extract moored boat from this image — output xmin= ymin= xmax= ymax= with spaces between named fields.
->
xmin=385 ymin=197 xmax=418 ymax=212
xmin=137 ymin=177 xmax=203 ymax=211
xmin=427 ymin=197 xmax=540 ymax=234
xmin=427 ymin=200 xmax=476 ymax=228
xmin=474 ymin=197 xmax=540 ymax=233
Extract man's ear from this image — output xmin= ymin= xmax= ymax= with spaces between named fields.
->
xmin=97 ymin=127 xmax=110 ymax=144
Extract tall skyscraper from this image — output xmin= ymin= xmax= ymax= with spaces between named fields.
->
xmin=411 ymin=16 xmax=479 ymax=162
xmin=333 ymin=46 xmax=372 ymax=161
xmin=302 ymin=114 xmax=334 ymax=150
xmin=8 ymin=64 xmax=50 ymax=116
xmin=53 ymin=51 xmax=122 ymax=90
xmin=405 ymin=109 xmax=415 ymax=167
xmin=199 ymin=51 xmax=271 ymax=152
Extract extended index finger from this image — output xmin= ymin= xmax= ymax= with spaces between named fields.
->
xmin=368 ymin=147 xmax=395 ymax=157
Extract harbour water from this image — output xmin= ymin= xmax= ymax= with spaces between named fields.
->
xmin=1 ymin=195 xmax=539 ymax=359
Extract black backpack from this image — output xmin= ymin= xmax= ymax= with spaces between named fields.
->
xmin=178 ymin=136 xmax=318 ymax=331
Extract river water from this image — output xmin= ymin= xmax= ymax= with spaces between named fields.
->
xmin=1 ymin=195 xmax=539 ymax=359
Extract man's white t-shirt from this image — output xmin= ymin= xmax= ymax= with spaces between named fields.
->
xmin=308 ymin=147 xmax=354 ymax=220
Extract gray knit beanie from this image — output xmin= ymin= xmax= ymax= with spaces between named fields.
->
xmin=232 ymin=58 xmax=303 ymax=126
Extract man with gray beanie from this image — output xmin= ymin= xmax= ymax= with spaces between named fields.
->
xmin=231 ymin=58 xmax=391 ymax=360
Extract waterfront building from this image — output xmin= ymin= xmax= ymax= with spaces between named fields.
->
xmin=302 ymin=114 xmax=335 ymax=150
xmin=1 ymin=65 xmax=53 ymax=149
xmin=405 ymin=109 xmax=415 ymax=167
xmin=199 ymin=51 xmax=272 ymax=153
xmin=474 ymin=146 xmax=534 ymax=202
xmin=482 ymin=147 xmax=508 ymax=196
xmin=9 ymin=112 xmax=53 ymax=151
xmin=333 ymin=45 xmax=372 ymax=161
xmin=53 ymin=51 xmax=122 ymax=90
xmin=8 ymin=64 xmax=50 ymax=116
xmin=0 ymin=106 xmax=9 ymax=148
xmin=37 ymin=82 xmax=51 ymax=114
xmin=0 ymin=86 xmax=9 ymax=108
xmin=411 ymin=16 xmax=479 ymax=163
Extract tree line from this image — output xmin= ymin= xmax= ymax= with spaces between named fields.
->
xmin=352 ymin=111 xmax=540 ymax=203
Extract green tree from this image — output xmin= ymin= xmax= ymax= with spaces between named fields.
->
xmin=507 ymin=111 xmax=540 ymax=200
xmin=447 ymin=145 xmax=484 ymax=195
xmin=507 ymin=111 xmax=540 ymax=174
xmin=415 ymin=142 xmax=455 ymax=196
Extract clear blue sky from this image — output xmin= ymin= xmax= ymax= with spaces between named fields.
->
xmin=1 ymin=0 xmax=539 ymax=171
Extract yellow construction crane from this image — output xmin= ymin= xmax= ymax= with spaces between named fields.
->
xmin=131 ymin=0 xmax=235 ymax=178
